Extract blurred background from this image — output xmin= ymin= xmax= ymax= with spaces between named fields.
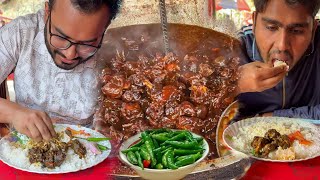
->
xmin=0 ymin=0 xmax=255 ymax=35
xmin=2 ymin=0 xmax=319 ymax=36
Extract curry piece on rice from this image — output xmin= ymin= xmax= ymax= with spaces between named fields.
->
xmin=28 ymin=132 xmax=87 ymax=169
xmin=251 ymin=129 xmax=291 ymax=157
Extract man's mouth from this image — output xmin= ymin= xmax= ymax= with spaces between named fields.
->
xmin=272 ymin=58 xmax=289 ymax=70
xmin=54 ymin=50 xmax=79 ymax=65
xmin=60 ymin=58 xmax=76 ymax=64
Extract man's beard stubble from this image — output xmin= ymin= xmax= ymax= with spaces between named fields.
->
xmin=43 ymin=25 xmax=86 ymax=70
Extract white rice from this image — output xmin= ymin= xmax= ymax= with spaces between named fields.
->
xmin=231 ymin=119 xmax=320 ymax=160
xmin=0 ymin=125 xmax=111 ymax=173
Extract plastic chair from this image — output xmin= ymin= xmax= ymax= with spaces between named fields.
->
xmin=0 ymin=79 xmax=7 ymax=99
xmin=0 ymin=79 xmax=9 ymax=137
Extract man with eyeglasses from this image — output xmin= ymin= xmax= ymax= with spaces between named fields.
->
xmin=0 ymin=0 xmax=122 ymax=141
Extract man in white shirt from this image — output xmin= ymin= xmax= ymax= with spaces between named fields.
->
xmin=0 ymin=0 xmax=122 ymax=141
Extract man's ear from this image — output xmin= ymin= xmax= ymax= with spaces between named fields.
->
xmin=44 ymin=2 xmax=50 ymax=22
xmin=312 ymin=19 xmax=318 ymax=40
xmin=252 ymin=11 xmax=257 ymax=34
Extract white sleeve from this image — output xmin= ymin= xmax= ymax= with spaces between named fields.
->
xmin=0 ymin=20 xmax=21 ymax=83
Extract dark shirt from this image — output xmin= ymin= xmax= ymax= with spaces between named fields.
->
xmin=237 ymin=22 xmax=320 ymax=119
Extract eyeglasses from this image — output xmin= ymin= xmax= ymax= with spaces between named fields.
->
xmin=47 ymin=13 xmax=105 ymax=59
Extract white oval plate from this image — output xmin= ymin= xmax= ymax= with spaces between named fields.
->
xmin=0 ymin=124 xmax=111 ymax=174
xmin=223 ymin=117 xmax=320 ymax=162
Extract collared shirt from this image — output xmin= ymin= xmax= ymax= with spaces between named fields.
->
xmin=0 ymin=10 xmax=105 ymax=126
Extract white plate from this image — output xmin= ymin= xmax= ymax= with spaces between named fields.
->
xmin=0 ymin=124 xmax=111 ymax=174
xmin=223 ymin=117 xmax=320 ymax=162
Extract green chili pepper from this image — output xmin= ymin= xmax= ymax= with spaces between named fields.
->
xmin=145 ymin=139 xmax=157 ymax=168
xmin=194 ymin=137 xmax=204 ymax=145
xmin=161 ymin=147 xmax=173 ymax=154
xmin=168 ymin=130 xmax=185 ymax=138
xmin=140 ymin=147 xmax=151 ymax=161
xmin=251 ymin=149 xmax=256 ymax=156
xmin=166 ymin=150 xmax=178 ymax=170
xmin=162 ymin=150 xmax=169 ymax=168
xmin=176 ymin=152 xmax=202 ymax=162
xmin=144 ymin=129 xmax=153 ymax=135
xmin=155 ymin=152 xmax=163 ymax=164
xmin=150 ymin=128 xmax=172 ymax=135
xmin=193 ymin=152 xmax=202 ymax=161
xmin=164 ymin=141 xmax=200 ymax=149
xmin=130 ymin=139 xmax=144 ymax=148
xmin=135 ymin=151 xmax=144 ymax=170
xmin=152 ymin=137 xmax=160 ymax=148
xmin=175 ymin=156 xmax=195 ymax=167
xmin=165 ymin=132 xmax=187 ymax=142
xmin=156 ymin=163 xmax=164 ymax=169
xmin=97 ymin=144 xmax=109 ymax=151
xmin=140 ymin=144 xmax=147 ymax=150
xmin=152 ymin=133 xmax=170 ymax=142
xmin=127 ymin=151 xmax=138 ymax=165
xmin=176 ymin=154 xmax=193 ymax=161
xmin=11 ymin=132 xmax=23 ymax=144
xmin=173 ymin=149 xmax=204 ymax=156
xmin=153 ymin=146 xmax=167 ymax=154
xmin=141 ymin=132 xmax=149 ymax=141
xmin=141 ymin=132 xmax=155 ymax=149
xmin=183 ymin=131 xmax=196 ymax=142
xmin=122 ymin=147 xmax=140 ymax=154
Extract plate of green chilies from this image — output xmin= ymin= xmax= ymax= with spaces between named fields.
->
xmin=119 ymin=128 xmax=209 ymax=180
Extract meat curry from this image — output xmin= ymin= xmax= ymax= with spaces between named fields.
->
xmin=94 ymin=23 xmax=245 ymax=162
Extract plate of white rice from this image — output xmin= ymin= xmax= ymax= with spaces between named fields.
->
xmin=223 ymin=117 xmax=320 ymax=162
xmin=0 ymin=124 xmax=111 ymax=174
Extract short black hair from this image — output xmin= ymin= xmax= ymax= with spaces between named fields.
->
xmin=254 ymin=0 xmax=320 ymax=17
xmin=48 ymin=0 xmax=122 ymax=20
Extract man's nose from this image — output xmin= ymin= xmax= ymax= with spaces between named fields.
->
xmin=63 ymin=45 xmax=78 ymax=60
xmin=275 ymin=30 xmax=290 ymax=51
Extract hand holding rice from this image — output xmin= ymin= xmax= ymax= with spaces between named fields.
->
xmin=273 ymin=59 xmax=289 ymax=71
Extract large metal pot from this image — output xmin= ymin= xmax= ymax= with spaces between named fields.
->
xmin=95 ymin=23 xmax=251 ymax=179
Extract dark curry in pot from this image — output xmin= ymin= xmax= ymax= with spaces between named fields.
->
xmin=94 ymin=23 xmax=245 ymax=173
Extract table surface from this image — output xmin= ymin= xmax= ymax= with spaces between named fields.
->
xmin=1 ymin=155 xmax=320 ymax=180
xmin=243 ymin=156 xmax=320 ymax=180
xmin=0 ymin=157 xmax=116 ymax=180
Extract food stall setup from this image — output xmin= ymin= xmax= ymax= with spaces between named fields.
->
xmin=92 ymin=0 xmax=250 ymax=179
xmin=93 ymin=1 xmax=320 ymax=179
xmin=1 ymin=0 xmax=320 ymax=180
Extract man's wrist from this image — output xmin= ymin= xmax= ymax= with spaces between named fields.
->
xmin=261 ymin=112 xmax=273 ymax=117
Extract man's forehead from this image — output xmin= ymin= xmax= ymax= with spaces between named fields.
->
xmin=260 ymin=0 xmax=313 ymax=19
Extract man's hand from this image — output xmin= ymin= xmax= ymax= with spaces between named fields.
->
xmin=0 ymin=99 xmax=57 ymax=142
xmin=11 ymin=108 xmax=56 ymax=141
xmin=261 ymin=112 xmax=273 ymax=117
xmin=237 ymin=61 xmax=288 ymax=94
